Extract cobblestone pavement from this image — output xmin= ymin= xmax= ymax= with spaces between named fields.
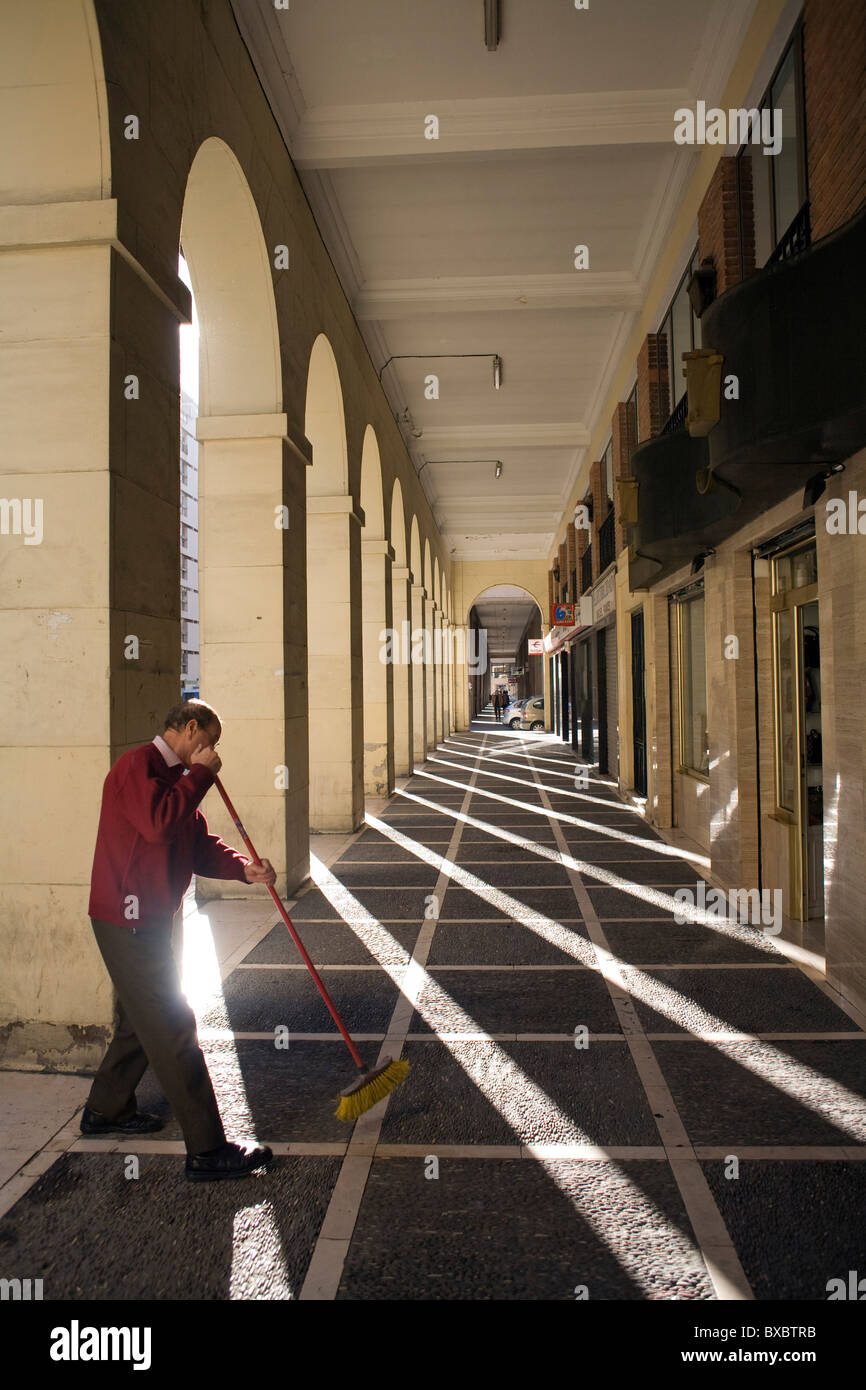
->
xmin=3 ymin=719 xmax=866 ymax=1300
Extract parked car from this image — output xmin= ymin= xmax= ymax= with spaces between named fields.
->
xmin=511 ymin=696 xmax=545 ymax=731
xmin=504 ymin=698 xmax=529 ymax=726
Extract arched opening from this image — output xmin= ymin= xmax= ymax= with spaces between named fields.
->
xmin=180 ymin=137 xmax=294 ymax=891
xmin=389 ymin=480 xmax=413 ymax=776
xmin=423 ymin=538 xmax=437 ymax=748
xmin=304 ymin=335 xmax=362 ymax=830
xmin=409 ymin=517 xmax=427 ymax=763
xmin=360 ymin=426 xmax=393 ymax=797
xmin=465 ymin=584 xmax=546 ymax=729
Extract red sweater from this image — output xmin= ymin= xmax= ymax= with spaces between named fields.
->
xmin=89 ymin=741 xmax=249 ymax=929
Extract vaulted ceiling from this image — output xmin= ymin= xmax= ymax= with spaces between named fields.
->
xmin=233 ymin=0 xmax=758 ymax=563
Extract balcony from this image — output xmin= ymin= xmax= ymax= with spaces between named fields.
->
xmin=627 ymin=202 xmax=866 ymax=588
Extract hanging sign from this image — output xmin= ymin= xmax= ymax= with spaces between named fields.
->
xmin=551 ymin=603 xmax=574 ymax=626
xmin=527 ymin=638 xmax=544 ymax=654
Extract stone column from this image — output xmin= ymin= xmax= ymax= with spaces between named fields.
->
xmin=390 ymin=565 xmax=413 ymax=777
xmin=196 ymin=411 xmax=305 ymax=898
xmin=453 ymin=624 xmax=470 ymax=732
xmin=433 ymin=605 xmax=445 ymax=746
xmin=361 ymin=537 xmax=395 ymax=798
xmin=442 ymin=616 xmax=453 ymax=736
xmin=541 ymin=624 xmax=553 ymax=729
xmin=411 ymin=583 xmax=428 ymax=763
xmin=306 ymin=495 xmax=364 ymax=831
xmin=426 ymin=600 xmax=438 ymax=750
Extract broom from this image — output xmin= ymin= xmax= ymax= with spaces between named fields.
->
xmin=213 ymin=776 xmax=409 ymax=1121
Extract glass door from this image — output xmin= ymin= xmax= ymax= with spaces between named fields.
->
xmin=770 ymin=540 xmax=822 ymax=919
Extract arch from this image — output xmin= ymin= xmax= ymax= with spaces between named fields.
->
xmin=179 ymin=135 xmax=290 ymax=890
xmin=305 ymin=334 xmax=349 ymax=495
xmin=181 ymin=138 xmax=281 ymax=417
xmin=360 ymin=426 xmax=385 ymax=539
xmin=433 ymin=556 xmax=441 ymax=609
xmin=410 ymin=517 xmax=423 ymax=582
xmin=423 ymin=538 xmax=432 ymax=596
xmin=389 ymin=479 xmax=412 ymax=776
xmin=0 ymin=1 xmax=110 ymax=203
xmin=465 ymin=580 xmax=546 ymax=621
xmin=389 ymin=479 xmax=407 ymax=567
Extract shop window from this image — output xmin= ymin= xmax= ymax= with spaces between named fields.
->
xmin=675 ymin=589 xmax=709 ymax=774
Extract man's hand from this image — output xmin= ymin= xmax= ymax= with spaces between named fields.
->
xmin=190 ymin=746 xmax=222 ymax=774
xmin=244 ymin=858 xmax=276 ymax=887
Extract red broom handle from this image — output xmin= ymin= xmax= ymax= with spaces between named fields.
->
xmin=213 ymin=775 xmax=365 ymax=1070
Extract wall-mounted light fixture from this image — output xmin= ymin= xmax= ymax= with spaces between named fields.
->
xmin=495 ymin=460 xmax=503 ymax=478
xmin=378 ymin=354 xmax=504 ymax=386
xmin=484 ymin=0 xmax=501 ymax=51
xmin=803 ymin=461 xmax=845 ymax=507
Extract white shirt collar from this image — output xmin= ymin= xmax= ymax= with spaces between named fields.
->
xmin=152 ymin=734 xmax=182 ymax=768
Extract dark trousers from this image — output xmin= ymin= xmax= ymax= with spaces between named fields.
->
xmin=86 ymin=918 xmax=225 ymax=1155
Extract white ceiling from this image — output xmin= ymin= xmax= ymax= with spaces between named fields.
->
xmin=233 ymin=0 xmax=758 ymax=562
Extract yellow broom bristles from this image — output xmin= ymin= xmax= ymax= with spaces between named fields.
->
xmin=334 ymin=1058 xmax=411 ymax=1122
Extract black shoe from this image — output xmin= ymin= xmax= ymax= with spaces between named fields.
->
xmin=80 ymin=1105 xmax=164 ymax=1136
xmin=184 ymin=1140 xmax=273 ymax=1182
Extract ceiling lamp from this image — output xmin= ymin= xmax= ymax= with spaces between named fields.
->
xmin=495 ymin=461 xmax=502 ymax=479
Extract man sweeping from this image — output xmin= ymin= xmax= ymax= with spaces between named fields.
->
xmin=83 ymin=699 xmax=276 ymax=1181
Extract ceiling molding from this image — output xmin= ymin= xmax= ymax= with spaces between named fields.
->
xmin=230 ymin=0 xmax=307 ymax=144
xmin=688 ymin=0 xmax=762 ymax=110
xmin=354 ymin=271 xmax=643 ymax=319
xmin=290 ymin=88 xmax=693 ymax=168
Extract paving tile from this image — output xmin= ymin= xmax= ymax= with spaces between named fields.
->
xmin=410 ymin=969 xmax=620 ymax=1035
xmin=623 ymin=967 xmax=854 ymax=1035
xmin=337 ymin=1158 xmax=713 ymax=1300
xmin=440 ymin=887 xmax=581 ymax=921
xmin=328 ymin=863 xmax=441 ymax=888
xmin=204 ymin=969 xmax=403 ymax=1034
xmin=288 ymin=888 xmax=432 ymax=920
xmin=243 ymin=921 xmax=420 ymax=966
xmin=603 ymin=921 xmax=781 ymax=965
xmin=702 ymin=1160 xmax=866 ymax=1299
xmin=426 ymin=921 xmax=593 ymax=966
xmin=0 ymin=1153 xmax=340 ymax=1300
xmin=580 ymin=862 xmax=703 ymax=886
xmin=135 ymin=1039 xmax=371 ymax=1142
xmin=378 ymin=1040 xmax=659 ymax=1145
xmin=656 ymin=1040 xmax=866 ymax=1145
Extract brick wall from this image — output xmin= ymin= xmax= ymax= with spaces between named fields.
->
xmin=566 ymin=521 xmax=576 ymax=599
xmin=611 ymin=400 xmax=636 ymax=556
xmin=589 ymin=460 xmax=605 ymax=583
xmin=697 ymin=156 xmax=754 ymax=293
xmin=804 ymin=0 xmax=866 ymax=239
xmin=636 ymin=334 xmax=670 ymax=439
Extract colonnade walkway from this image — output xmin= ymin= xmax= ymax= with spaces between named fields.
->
xmin=3 ymin=722 xmax=866 ymax=1300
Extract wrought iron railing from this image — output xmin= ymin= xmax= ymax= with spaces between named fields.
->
xmin=768 ymin=201 xmax=811 ymax=266
xmin=580 ymin=545 xmax=593 ymax=591
xmin=661 ymin=391 xmax=688 ymax=435
xmin=598 ymin=509 xmax=616 ymax=571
